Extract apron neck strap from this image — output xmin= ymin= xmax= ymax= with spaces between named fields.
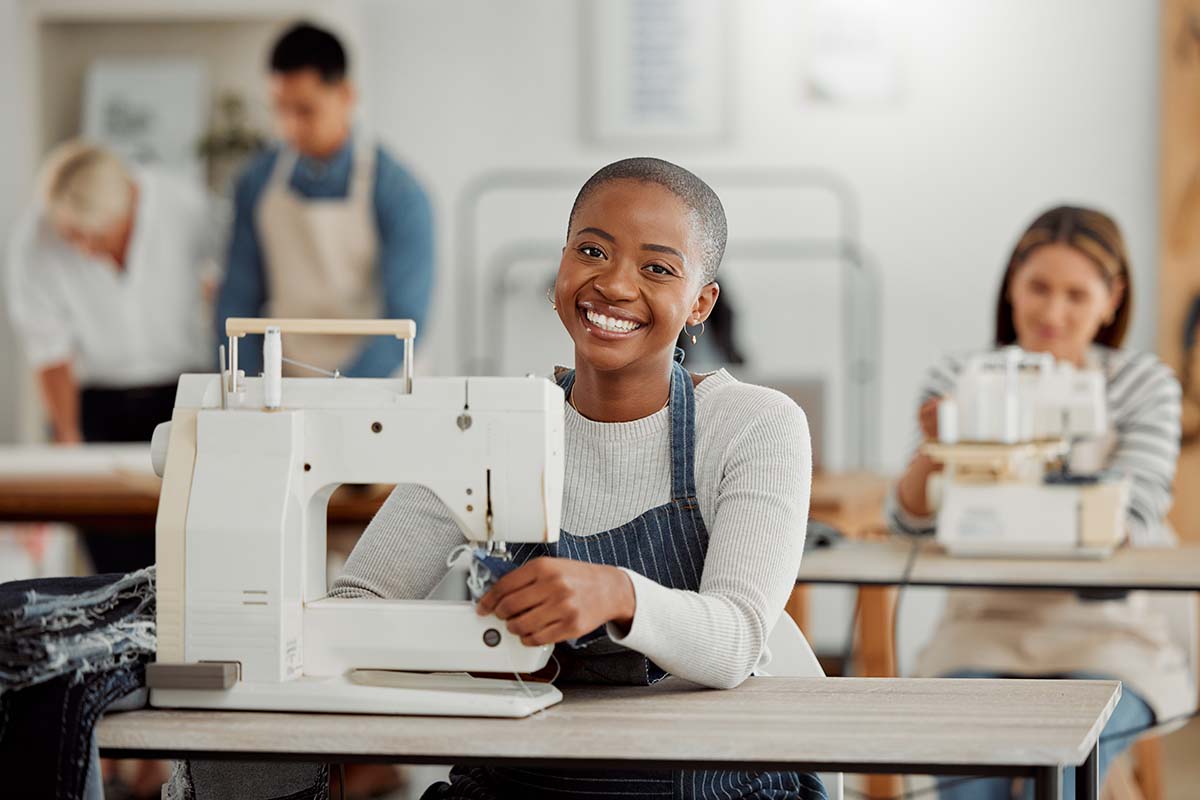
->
xmin=349 ymin=141 xmax=375 ymax=199
xmin=666 ymin=359 xmax=698 ymax=501
xmin=269 ymin=138 xmax=374 ymax=196
xmin=556 ymin=353 xmax=699 ymax=502
xmin=268 ymin=147 xmax=299 ymax=188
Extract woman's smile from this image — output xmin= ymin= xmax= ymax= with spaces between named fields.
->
xmin=577 ymin=299 xmax=648 ymax=340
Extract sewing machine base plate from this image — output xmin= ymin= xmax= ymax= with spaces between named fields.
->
xmin=150 ymin=671 xmax=563 ymax=718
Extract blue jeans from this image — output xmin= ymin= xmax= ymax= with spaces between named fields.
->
xmin=0 ymin=569 xmax=157 ymax=800
xmin=0 ymin=567 xmax=156 ymax=692
xmin=937 ymin=671 xmax=1154 ymax=800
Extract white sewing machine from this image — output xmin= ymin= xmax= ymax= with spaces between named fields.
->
xmin=146 ymin=318 xmax=566 ymax=717
xmin=923 ymin=347 xmax=1130 ymax=559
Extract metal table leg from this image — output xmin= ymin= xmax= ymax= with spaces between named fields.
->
xmin=1076 ymin=742 xmax=1099 ymax=800
xmin=1034 ymin=766 xmax=1063 ymax=800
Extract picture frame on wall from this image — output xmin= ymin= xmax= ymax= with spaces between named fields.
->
xmin=83 ymin=57 xmax=210 ymax=183
xmin=581 ymin=0 xmax=732 ymax=146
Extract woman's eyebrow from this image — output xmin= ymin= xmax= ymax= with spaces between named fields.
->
xmin=576 ymin=226 xmax=616 ymax=242
xmin=643 ymin=243 xmax=685 ymax=262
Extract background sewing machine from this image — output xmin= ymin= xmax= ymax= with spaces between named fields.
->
xmin=146 ymin=318 xmax=566 ymax=717
xmin=922 ymin=347 xmax=1130 ymax=559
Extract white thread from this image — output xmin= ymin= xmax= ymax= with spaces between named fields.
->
xmin=504 ymin=649 xmax=561 ymax=721
xmin=445 ymin=544 xmax=473 ymax=568
xmin=446 ymin=544 xmax=492 ymax=600
xmin=280 ymin=355 xmax=341 ymax=378
xmin=448 ymin=546 xmax=560 ymax=718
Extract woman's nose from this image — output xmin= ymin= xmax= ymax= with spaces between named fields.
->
xmin=1043 ymin=293 xmax=1070 ymax=325
xmin=593 ymin=260 xmax=639 ymax=301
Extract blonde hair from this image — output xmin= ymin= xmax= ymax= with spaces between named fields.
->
xmin=37 ymin=140 xmax=133 ymax=233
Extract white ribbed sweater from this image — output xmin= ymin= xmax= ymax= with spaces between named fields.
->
xmin=330 ymin=369 xmax=812 ymax=689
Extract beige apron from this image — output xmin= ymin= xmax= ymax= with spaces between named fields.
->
xmin=256 ymin=143 xmax=380 ymax=375
xmin=917 ymin=421 xmax=1196 ymax=720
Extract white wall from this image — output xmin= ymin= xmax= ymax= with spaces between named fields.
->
xmin=359 ymin=0 xmax=1160 ymax=477
xmin=0 ymin=0 xmax=1160 ymax=465
xmin=0 ymin=0 xmax=38 ymax=443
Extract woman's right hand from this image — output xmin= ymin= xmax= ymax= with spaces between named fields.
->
xmin=918 ymin=397 xmax=940 ymax=440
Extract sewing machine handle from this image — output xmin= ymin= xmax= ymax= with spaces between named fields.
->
xmin=223 ymin=318 xmax=416 ymax=395
xmin=225 ymin=318 xmax=416 ymax=340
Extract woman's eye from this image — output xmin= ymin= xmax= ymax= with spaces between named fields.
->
xmin=579 ymin=245 xmax=605 ymax=259
xmin=1068 ymin=290 xmax=1088 ymax=303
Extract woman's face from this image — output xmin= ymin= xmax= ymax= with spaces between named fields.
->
xmin=554 ymin=180 xmax=718 ymax=374
xmin=53 ymin=217 xmax=117 ymax=262
xmin=1008 ymin=242 xmax=1123 ymax=364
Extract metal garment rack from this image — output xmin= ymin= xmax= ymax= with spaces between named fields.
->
xmin=457 ymin=169 xmax=881 ymax=468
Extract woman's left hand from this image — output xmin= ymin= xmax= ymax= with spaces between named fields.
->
xmin=476 ymin=558 xmax=636 ymax=646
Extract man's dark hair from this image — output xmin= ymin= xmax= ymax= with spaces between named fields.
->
xmin=269 ymin=22 xmax=348 ymax=83
xmin=568 ymin=157 xmax=727 ymax=285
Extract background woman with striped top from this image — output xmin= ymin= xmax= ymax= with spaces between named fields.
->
xmin=891 ymin=206 xmax=1194 ymax=799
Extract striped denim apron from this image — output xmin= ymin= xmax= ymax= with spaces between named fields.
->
xmin=425 ymin=355 xmax=827 ymax=800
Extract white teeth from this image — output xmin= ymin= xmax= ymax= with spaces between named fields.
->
xmin=585 ymin=309 xmax=642 ymax=333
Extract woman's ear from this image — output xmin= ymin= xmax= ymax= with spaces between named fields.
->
xmin=688 ymin=281 xmax=721 ymax=325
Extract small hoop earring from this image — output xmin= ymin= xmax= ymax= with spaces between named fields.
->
xmin=684 ymin=320 xmax=705 ymax=345
xmin=546 ymin=286 xmax=557 ymax=311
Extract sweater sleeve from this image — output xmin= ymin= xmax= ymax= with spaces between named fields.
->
xmin=606 ymin=395 xmax=811 ymax=689
xmin=328 ymin=484 xmax=465 ymax=600
xmin=6 ymin=214 xmax=74 ymax=370
xmin=886 ymin=354 xmax=964 ymax=535
xmin=1106 ymin=354 xmax=1182 ymax=546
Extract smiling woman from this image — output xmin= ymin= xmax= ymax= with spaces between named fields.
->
xmin=994 ymin=206 xmax=1131 ymax=364
xmin=552 ymin=159 xmax=723 ymax=422
xmin=331 ymin=158 xmax=823 ymax=799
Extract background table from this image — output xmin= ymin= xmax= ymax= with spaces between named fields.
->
xmin=0 ymin=445 xmax=394 ymax=530
xmin=0 ymin=448 xmax=889 ymax=534
xmin=798 ymin=538 xmax=1200 ymax=592
xmin=797 ymin=538 xmax=1200 ymax=800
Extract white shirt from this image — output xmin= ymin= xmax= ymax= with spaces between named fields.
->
xmin=6 ymin=167 xmax=220 ymax=388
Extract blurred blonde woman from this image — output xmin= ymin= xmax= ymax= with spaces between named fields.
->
xmin=891 ymin=206 xmax=1193 ymax=799
xmin=6 ymin=140 xmax=221 ymax=575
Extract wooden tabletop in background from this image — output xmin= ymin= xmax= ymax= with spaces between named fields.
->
xmin=0 ymin=445 xmax=889 ymax=534
xmin=798 ymin=538 xmax=1200 ymax=592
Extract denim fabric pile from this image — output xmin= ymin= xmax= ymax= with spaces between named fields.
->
xmin=0 ymin=567 xmax=157 ymax=800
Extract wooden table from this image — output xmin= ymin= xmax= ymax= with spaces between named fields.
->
xmin=779 ymin=471 xmax=889 ymax=641
xmin=0 ymin=445 xmax=393 ymax=530
xmin=98 ymin=676 xmax=1119 ymax=800
xmin=0 ymin=448 xmax=888 ymax=536
xmin=806 ymin=471 xmax=890 ymax=536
